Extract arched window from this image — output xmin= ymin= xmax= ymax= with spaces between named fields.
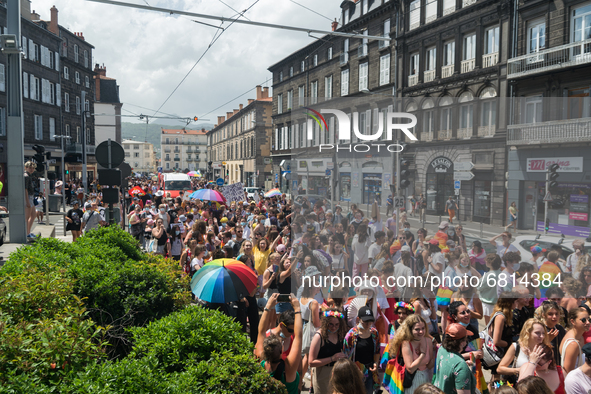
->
xmin=479 ymin=87 xmax=497 ymax=135
xmin=422 ymin=98 xmax=435 ymax=136
xmin=440 ymin=95 xmax=453 ymax=132
xmin=459 ymin=91 xmax=474 ymax=136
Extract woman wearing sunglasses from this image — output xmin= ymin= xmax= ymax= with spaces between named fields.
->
xmin=561 ymin=307 xmax=591 ymax=375
xmin=309 ymin=309 xmax=348 ymax=394
xmin=518 ymin=344 xmax=565 ymax=394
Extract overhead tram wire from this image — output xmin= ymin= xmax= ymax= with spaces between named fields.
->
xmin=85 ymin=0 xmax=389 ymax=41
xmin=147 ymin=0 xmax=261 ymax=122
xmin=198 ymin=77 xmax=272 ymax=119
xmin=218 ymin=0 xmax=251 ymax=21
xmin=289 ymin=0 xmax=333 ymax=22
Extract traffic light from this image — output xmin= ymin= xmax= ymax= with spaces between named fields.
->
xmin=548 ymin=163 xmax=560 ymax=190
xmin=545 ymin=218 xmax=550 ymax=232
xmin=193 ymin=116 xmax=198 ymax=122
xmin=65 ymin=170 xmax=69 ymax=175
xmin=399 ymin=159 xmax=411 ymax=189
xmin=32 ymin=144 xmax=46 ymax=172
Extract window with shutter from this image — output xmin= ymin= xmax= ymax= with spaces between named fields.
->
xmin=359 ymin=62 xmax=368 ymax=91
xmin=56 ymin=84 xmax=61 ymax=106
xmin=22 ymin=36 xmax=27 ymax=59
xmin=0 ymin=108 xmax=5 ymax=136
xmin=28 ymin=39 xmax=34 ymax=60
xmin=373 ymin=108 xmax=379 ymax=134
xmin=74 ymin=45 xmax=79 ymax=62
xmin=34 ymin=115 xmax=42 ymax=140
xmin=426 ymin=0 xmax=437 ymax=23
xmin=50 ymin=83 xmax=55 ymax=105
xmin=84 ymin=50 xmax=88 ymax=68
xmin=0 ymin=64 xmax=5 ymax=92
xmin=65 ymin=93 xmax=70 ymax=112
xmin=76 ymin=96 xmax=80 ymax=115
xmin=410 ymin=0 xmax=420 ymax=29
xmin=55 ymin=52 xmax=59 ymax=71
xmin=64 ymin=66 xmax=69 ymax=80
xmin=341 ymin=69 xmax=349 ymax=96
xmin=85 ymin=76 xmax=89 ymax=88
xmin=365 ymin=109 xmax=371 ymax=135
xmin=49 ymin=118 xmax=55 ymax=140
xmin=23 ymin=72 xmax=28 ymax=98
xmin=29 ymin=74 xmax=35 ymax=99
xmin=380 ymin=54 xmax=390 ymax=85
xmin=40 ymin=46 xmax=46 ymax=66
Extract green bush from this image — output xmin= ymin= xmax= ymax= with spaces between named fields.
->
xmin=128 ymin=305 xmax=253 ymax=373
xmin=62 ymin=352 xmax=287 ymax=394
xmin=0 ymin=227 xmax=192 ymax=359
xmin=0 ymin=269 xmax=107 ymax=387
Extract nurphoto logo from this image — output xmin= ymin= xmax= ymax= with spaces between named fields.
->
xmin=304 ymin=107 xmax=418 ymax=153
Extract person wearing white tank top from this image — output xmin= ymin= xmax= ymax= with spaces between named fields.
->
xmin=560 ymin=307 xmax=590 ymax=376
xmin=497 ymin=319 xmax=551 ymax=377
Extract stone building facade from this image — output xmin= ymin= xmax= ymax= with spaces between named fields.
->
xmin=395 ymin=0 xmax=512 ymax=224
xmin=207 ymin=86 xmax=273 ymax=188
xmin=505 ymin=0 xmax=591 ymax=236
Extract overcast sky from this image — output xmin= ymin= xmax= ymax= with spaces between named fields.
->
xmin=31 ymin=0 xmax=341 ymax=126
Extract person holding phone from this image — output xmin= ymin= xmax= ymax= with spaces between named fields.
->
xmin=255 ymin=293 xmax=302 ymax=394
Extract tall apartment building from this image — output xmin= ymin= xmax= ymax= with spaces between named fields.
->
xmin=160 ymin=128 xmax=208 ymax=173
xmin=94 ymin=64 xmax=122 ymax=145
xmin=394 ymin=0 xmax=511 ymax=225
xmin=207 ymin=86 xmax=273 ymax=188
xmin=0 ymin=5 xmax=63 ymax=200
xmin=268 ymin=1 xmax=398 ymax=203
xmin=122 ymin=139 xmax=156 ymax=174
xmin=505 ymin=0 xmax=591 ymax=236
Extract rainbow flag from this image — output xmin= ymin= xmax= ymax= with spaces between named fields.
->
xmin=383 ymin=358 xmax=404 ymax=394
xmin=436 ymin=287 xmax=453 ymax=306
xmin=466 ymin=337 xmax=488 ymax=394
xmin=380 ymin=325 xmax=397 ymax=370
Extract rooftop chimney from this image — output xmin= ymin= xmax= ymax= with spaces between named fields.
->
xmin=217 ymin=116 xmax=225 ymax=125
xmin=256 ymin=85 xmax=263 ymax=100
xmin=239 ymin=104 xmax=243 ymax=110
xmin=30 ymin=9 xmax=40 ymax=21
xmin=248 ymin=99 xmax=254 ymax=105
xmin=332 ymin=19 xmax=338 ymax=31
xmin=263 ymin=87 xmax=269 ymax=99
xmin=94 ymin=63 xmax=107 ymax=77
xmin=233 ymin=109 xmax=239 ymax=116
xmin=49 ymin=6 xmax=58 ymax=35
xmin=226 ymin=111 xmax=233 ymax=119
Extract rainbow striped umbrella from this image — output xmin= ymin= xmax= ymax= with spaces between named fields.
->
xmin=187 ymin=171 xmax=198 ymax=177
xmin=190 ymin=259 xmax=258 ymax=303
xmin=264 ymin=188 xmax=282 ymax=198
xmin=188 ymin=189 xmax=226 ymax=203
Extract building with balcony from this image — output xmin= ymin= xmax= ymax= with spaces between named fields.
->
xmin=207 ymin=86 xmax=273 ymax=187
xmin=160 ymin=128 xmax=207 ymax=173
xmin=268 ymin=0 xmax=398 ymax=203
xmin=123 ymin=139 xmax=156 ymax=174
xmin=394 ymin=0 xmax=511 ymax=224
xmin=44 ymin=7 xmax=97 ymax=183
xmin=505 ymin=0 xmax=591 ymax=236
xmin=94 ymin=64 xmax=122 ymax=146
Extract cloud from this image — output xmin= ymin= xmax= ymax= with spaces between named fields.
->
xmin=31 ymin=0 xmax=340 ymax=124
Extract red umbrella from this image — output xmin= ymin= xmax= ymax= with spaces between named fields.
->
xmin=128 ymin=186 xmax=145 ymax=197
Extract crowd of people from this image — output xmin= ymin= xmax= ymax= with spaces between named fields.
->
xmin=58 ymin=174 xmax=591 ymax=394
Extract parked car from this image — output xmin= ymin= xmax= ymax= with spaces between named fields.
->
xmin=294 ymin=194 xmax=326 ymax=207
xmin=511 ymin=235 xmax=591 ymax=262
xmin=244 ymin=187 xmax=262 ymax=200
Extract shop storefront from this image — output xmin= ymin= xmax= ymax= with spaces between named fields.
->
xmin=508 ymin=151 xmax=591 ymax=237
xmin=363 ymin=173 xmax=382 ymax=204
xmin=426 ymin=156 xmax=454 ymax=215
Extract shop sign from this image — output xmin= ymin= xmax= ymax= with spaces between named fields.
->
xmin=527 ymin=157 xmax=583 ymax=172
xmin=569 ymin=212 xmax=589 ymax=221
xmin=571 ymin=194 xmax=589 ymax=203
xmin=430 ymin=157 xmax=453 ymax=173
